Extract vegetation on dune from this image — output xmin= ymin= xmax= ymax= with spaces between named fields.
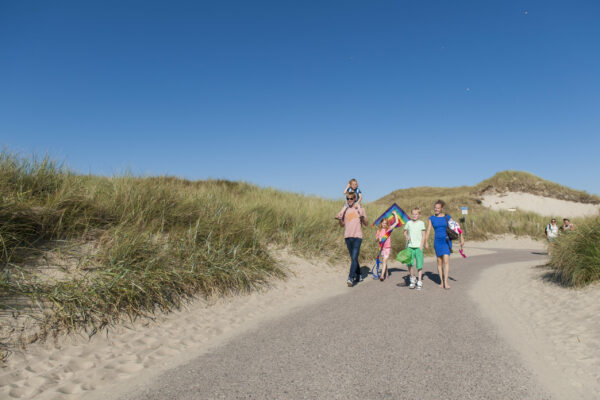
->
xmin=548 ymin=217 xmax=600 ymax=287
xmin=474 ymin=171 xmax=600 ymax=204
xmin=0 ymin=153 xmax=354 ymax=354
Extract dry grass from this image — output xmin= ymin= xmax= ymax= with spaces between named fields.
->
xmin=547 ymin=217 xmax=600 ymax=287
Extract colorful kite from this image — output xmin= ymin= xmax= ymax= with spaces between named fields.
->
xmin=373 ymin=203 xmax=410 ymax=228
xmin=371 ymin=203 xmax=410 ymax=279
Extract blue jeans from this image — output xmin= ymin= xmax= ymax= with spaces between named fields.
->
xmin=345 ymin=237 xmax=362 ymax=282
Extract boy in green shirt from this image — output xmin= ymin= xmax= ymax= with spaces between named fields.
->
xmin=404 ymin=207 xmax=426 ymax=290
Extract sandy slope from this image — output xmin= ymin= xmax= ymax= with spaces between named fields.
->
xmin=1 ymin=238 xmax=599 ymax=399
xmin=0 ymin=251 xmax=349 ymax=400
xmin=470 ymin=237 xmax=600 ymax=399
xmin=482 ymin=191 xmax=600 ymax=217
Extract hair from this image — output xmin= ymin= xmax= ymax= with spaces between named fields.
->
xmin=346 ymin=192 xmax=356 ymax=200
xmin=563 ymin=218 xmax=570 ymax=222
xmin=349 ymin=178 xmax=357 ymax=185
xmin=379 ymin=218 xmax=389 ymax=228
xmin=412 ymin=207 xmax=421 ymax=214
xmin=434 ymin=200 xmax=445 ymax=208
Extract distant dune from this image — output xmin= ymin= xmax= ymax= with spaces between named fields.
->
xmin=377 ymin=170 xmax=600 ymax=220
xmin=481 ymin=192 xmax=600 ymax=218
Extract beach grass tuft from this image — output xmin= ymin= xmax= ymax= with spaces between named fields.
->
xmin=548 ymin=217 xmax=600 ymax=287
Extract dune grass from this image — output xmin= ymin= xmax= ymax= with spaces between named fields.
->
xmin=475 ymin=171 xmax=600 ymax=204
xmin=547 ymin=217 xmax=600 ymax=287
xmin=0 ymin=152 xmax=382 ymax=356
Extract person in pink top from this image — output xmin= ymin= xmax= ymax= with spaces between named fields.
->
xmin=375 ymin=211 xmax=400 ymax=281
xmin=336 ymin=192 xmax=368 ymax=287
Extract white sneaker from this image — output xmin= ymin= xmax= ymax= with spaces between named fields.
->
xmin=416 ymin=280 xmax=423 ymax=290
xmin=409 ymin=277 xmax=416 ymax=289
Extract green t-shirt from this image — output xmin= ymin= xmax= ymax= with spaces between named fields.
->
xmin=404 ymin=220 xmax=425 ymax=248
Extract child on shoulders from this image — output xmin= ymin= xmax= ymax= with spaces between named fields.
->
xmin=343 ymin=178 xmax=363 ymax=205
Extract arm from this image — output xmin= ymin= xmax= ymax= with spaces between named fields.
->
xmin=359 ymin=206 xmax=368 ymax=226
xmin=425 ymin=219 xmax=432 ymax=249
xmin=390 ymin=211 xmax=400 ymax=230
xmin=357 ymin=192 xmax=363 ymax=204
xmin=420 ymin=226 xmax=426 ymax=250
xmin=343 ymin=184 xmax=350 ymax=194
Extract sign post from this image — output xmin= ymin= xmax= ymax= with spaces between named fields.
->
xmin=460 ymin=207 xmax=468 ymax=238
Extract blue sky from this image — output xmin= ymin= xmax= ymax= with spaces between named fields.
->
xmin=1 ymin=1 xmax=599 ymax=200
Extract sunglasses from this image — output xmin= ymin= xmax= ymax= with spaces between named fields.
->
xmin=347 ymin=197 xmax=355 ymax=201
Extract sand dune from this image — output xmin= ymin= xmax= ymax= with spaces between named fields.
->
xmin=482 ymin=191 xmax=600 ymax=218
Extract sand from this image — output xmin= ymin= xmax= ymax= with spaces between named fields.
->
xmin=481 ymin=191 xmax=600 ymax=218
xmin=470 ymin=238 xmax=600 ymax=399
xmin=1 ymin=238 xmax=599 ymax=399
xmin=0 ymin=251 xmax=348 ymax=400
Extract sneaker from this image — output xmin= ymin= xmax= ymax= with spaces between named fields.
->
xmin=347 ymin=279 xmax=354 ymax=287
xmin=416 ymin=280 xmax=423 ymax=290
xmin=409 ymin=277 xmax=416 ymax=289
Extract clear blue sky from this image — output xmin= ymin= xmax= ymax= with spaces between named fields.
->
xmin=1 ymin=1 xmax=599 ymax=200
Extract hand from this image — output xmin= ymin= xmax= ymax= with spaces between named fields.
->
xmin=425 ymin=242 xmax=429 ymax=249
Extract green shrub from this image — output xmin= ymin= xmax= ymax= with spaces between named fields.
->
xmin=548 ymin=217 xmax=600 ymax=287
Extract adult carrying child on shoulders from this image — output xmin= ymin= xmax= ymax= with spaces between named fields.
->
xmin=336 ymin=192 xmax=368 ymax=287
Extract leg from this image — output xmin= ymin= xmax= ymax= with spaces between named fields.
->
xmin=415 ymin=248 xmax=424 ymax=283
xmin=382 ymin=255 xmax=390 ymax=279
xmin=408 ymin=248 xmax=417 ymax=288
xmin=436 ymin=256 xmax=444 ymax=288
xmin=347 ymin=238 xmax=362 ymax=282
xmin=345 ymin=238 xmax=356 ymax=282
xmin=442 ymin=254 xmax=450 ymax=289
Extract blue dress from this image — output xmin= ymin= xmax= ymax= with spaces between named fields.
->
xmin=429 ymin=214 xmax=452 ymax=257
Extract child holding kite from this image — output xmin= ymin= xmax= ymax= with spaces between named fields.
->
xmin=376 ymin=210 xmax=400 ymax=281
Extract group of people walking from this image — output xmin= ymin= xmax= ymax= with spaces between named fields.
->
xmin=336 ymin=179 xmax=465 ymax=290
xmin=545 ymin=217 xmax=575 ymax=255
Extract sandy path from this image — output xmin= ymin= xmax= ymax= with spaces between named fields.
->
xmin=2 ymin=238 xmax=598 ymax=399
xmin=471 ymin=260 xmax=600 ymax=399
xmin=123 ymin=249 xmax=552 ymax=399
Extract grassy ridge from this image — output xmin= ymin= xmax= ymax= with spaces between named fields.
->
xmin=475 ymin=171 xmax=600 ymax=203
xmin=548 ymin=217 xmax=600 ymax=287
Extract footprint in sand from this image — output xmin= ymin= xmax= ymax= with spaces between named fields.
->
xmin=57 ymin=382 xmax=84 ymax=394
xmin=9 ymin=385 xmax=38 ymax=398
xmin=116 ymin=363 xmax=145 ymax=374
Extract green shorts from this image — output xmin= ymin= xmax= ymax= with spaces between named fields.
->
xmin=407 ymin=247 xmax=424 ymax=270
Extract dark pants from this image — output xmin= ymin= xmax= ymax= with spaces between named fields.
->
xmin=345 ymin=237 xmax=362 ymax=282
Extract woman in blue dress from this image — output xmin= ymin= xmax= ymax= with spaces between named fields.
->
xmin=425 ymin=200 xmax=464 ymax=289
